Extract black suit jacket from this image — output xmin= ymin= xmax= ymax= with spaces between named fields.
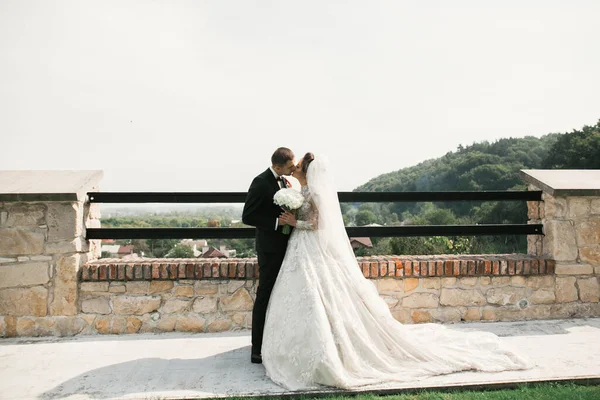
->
xmin=242 ymin=168 xmax=290 ymax=254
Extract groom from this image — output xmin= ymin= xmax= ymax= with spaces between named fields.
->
xmin=242 ymin=147 xmax=297 ymax=364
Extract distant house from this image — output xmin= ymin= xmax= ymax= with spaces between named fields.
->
xmin=219 ymin=245 xmax=236 ymax=258
xmin=101 ymin=244 xmax=120 ymax=257
xmin=118 ymin=245 xmax=134 ymax=257
xmin=180 ymin=239 xmax=208 ymax=257
xmin=199 ymin=246 xmax=227 ymax=258
xmin=349 ymin=237 xmax=373 ymax=250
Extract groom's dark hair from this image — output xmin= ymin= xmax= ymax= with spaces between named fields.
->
xmin=271 ymin=147 xmax=294 ymax=166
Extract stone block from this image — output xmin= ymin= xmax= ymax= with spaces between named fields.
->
xmin=4 ymin=204 xmax=46 ymax=227
xmin=403 ymin=278 xmax=419 ymax=292
xmin=0 ymin=287 xmax=48 ymax=316
xmin=227 ymin=281 xmax=245 ymax=293
xmin=440 ymin=288 xmax=486 ymax=307
xmin=109 ymin=283 xmax=126 ymax=293
xmin=381 ymin=295 xmax=399 ymax=309
xmin=462 ymin=308 xmax=481 ymax=321
xmin=480 ymin=276 xmax=491 ymax=286
xmin=441 ymin=277 xmax=457 ymax=286
xmin=580 ymin=247 xmax=600 ymax=264
xmin=149 ymin=281 xmax=174 ymax=294
xmin=0 ymin=229 xmax=45 ymax=256
xmin=81 ymin=297 xmax=111 ymax=314
xmin=16 ymin=318 xmax=36 ymax=336
xmin=50 ymin=255 xmax=80 ymax=316
xmin=208 ymin=319 xmax=233 ymax=332
xmin=125 ymin=282 xmax=149 ymax=294
xmin=401 ymin=293 xmax=439 ymax=309
xmin=173 ymin=286 xmax=194 ymax=297
xmin=0 ymin=262 xmax=49 ymax=288
xmin=526 ymin=276 xmax=554 ymax=290
xmin=482 ymin=309 xmax=497 ymax=321
xmin=544 ymin=196 xmax=567 ymax=218
xmin=110 ymin=316 xmax=127 ymax=334
xmin=175 ymin=316 xmax=205 ymax=332
xmin=161 ymin=299 xmax=190 ymax=314
xmin=377 ymin=278 xmax=404 ymax=292
xmin=230 ymin=312 xmax=249 ymax=327
xmin=543 ymin=220 xmax=578 ymax=261
xmin=80 ymin=282 xmax=109 ymax=292
xmin=510 ymin=276 xmax=526 ymax=287
xmin=434 ymin=308 xmax=462 ymax=323
xmin=45 ymin=238 xmax=88 ymax=254
xmin=421 ymin=278 xmax=441 ymax=289
xmin=567 ymin=198 xmax=591 ymax=218
xmin=220 ymin=288 xmax=253 ymax=312
xmin=411 ymin=310 xmax=433 ymax=323
xmin=486 ymin=287 xmax=527 ymax=306
xmin=192 ymin=296 xmax=217 ymax=314
xmin=530 ymin=289 xmax=556 ymax=304
xmin=591 ymin=199 xmax=600 ymax=215
xmin=577 ymin=277 xmax=600 ymax=303
xmin=94 ymin=316 xmax=111 ymax=334
xmin=555 ymin=264 xmax=594 ymax=275
xmin=126 ymin=316 xmax=142 ymax=334
xmin=391 ymin=309 xmax=411 ymax=324
xmin=46 ymin=202 xmax=82 ymax=241
xmin=555 ymin=277 xmax=578 ymax=303
xmin=459 ymin=277 xmax=478 ymax=287
xmin=112 ymin=296 xmax=161 ymax=315
xmin=576 ymin=218 xmax=600 ymax=247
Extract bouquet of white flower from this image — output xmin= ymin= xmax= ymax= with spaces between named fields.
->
xmin=273 ymin=188 xmax=305 ymax=234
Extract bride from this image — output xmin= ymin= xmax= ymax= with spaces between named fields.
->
xmin=261 ymin=152 xmax=532 ymax=391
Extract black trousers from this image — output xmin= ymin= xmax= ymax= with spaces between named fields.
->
xmin=252 ymin=251 xmax=286 ymax=355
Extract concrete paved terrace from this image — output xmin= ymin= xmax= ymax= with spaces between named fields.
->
xmin=1 ymin=318 xmax=599 ymax=400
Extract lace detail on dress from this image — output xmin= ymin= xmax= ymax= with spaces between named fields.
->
xmin=295 ymin=186 xmax=318 ymax=231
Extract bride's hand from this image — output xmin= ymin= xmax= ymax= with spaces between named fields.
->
xmin=279 ymin=210 xmax=297 ymax=226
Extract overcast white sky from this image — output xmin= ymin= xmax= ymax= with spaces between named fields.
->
xmin=1 ymin=0 xmax=599 ymax=193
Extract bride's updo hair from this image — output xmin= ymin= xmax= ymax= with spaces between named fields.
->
xmin=301 ymin=152 xmax=315 ymax=175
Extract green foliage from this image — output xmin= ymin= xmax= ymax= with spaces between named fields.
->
xmin=543 ymin=119 xmax=600 ymax=169
xmin=355 ymin=210 xmax=378 ymax=226
xmin=343 ymin=125 xmax=587 ymax=255
xmin=262 ymin=382 xmax=600 ymax=400
xmin=146 ymin=239 xmax=179 ymax=258
xmin=166 ymin=244 xmax=194 ymax=258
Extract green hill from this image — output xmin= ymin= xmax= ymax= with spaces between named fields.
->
xmin=347 ymin=120 xmax=599 ymax=255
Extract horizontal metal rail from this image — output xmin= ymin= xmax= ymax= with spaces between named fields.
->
xmin=86 ymin=224 xmax=543 ymax=240
xmin=87 ymin=191 xmax=543 ymax=203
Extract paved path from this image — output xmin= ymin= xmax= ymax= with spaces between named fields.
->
xmin=1 ymin=318 xmax=599 ymax=400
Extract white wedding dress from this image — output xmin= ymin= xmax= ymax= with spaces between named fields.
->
xmin=262 ymin=157 xmax=532 ymax=391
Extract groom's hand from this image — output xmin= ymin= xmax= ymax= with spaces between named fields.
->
xmin=279 ymin=210 xmax=297 ymax=227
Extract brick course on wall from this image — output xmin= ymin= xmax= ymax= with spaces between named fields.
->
xmin=81 ymin=255 xmax=556 ymax=281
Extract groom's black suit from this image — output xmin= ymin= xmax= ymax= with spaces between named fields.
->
xmin=242 ymin=168 xmax=291 ymax=358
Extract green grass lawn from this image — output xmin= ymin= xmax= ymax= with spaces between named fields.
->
xmin=223 ymin=382 xmax=600 ymax=400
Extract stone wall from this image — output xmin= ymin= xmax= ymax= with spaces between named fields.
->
xmin=528 ymin=191 xmax=600 ymax=276
xmin=2 ymin=254 xmax=598 ymax=337
xmin=1 ymin=169 xmax=599 ymax=338
xmin=0 ymin=200 xmax=101 ymax=337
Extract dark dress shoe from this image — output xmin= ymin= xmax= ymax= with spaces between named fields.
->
xmin=251 ymin=353 xmax=262 ymax=364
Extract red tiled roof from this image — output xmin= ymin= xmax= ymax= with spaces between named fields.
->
xmin=118 ymin=245 xmax=134 ymax=254
xmin=350 ymin=237 xmax=373 ymax=247
xmin=200 ymin=246 xmax=226 ymax=258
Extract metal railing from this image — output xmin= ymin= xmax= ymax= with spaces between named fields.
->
xmin=85 ymin=191 xmax=544 ymax=239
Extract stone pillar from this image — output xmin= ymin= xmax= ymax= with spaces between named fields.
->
xmin=0 ymin=171 xmax=102 ymax=336
xmin=522 ymin=169 xmax=600 ymax=303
